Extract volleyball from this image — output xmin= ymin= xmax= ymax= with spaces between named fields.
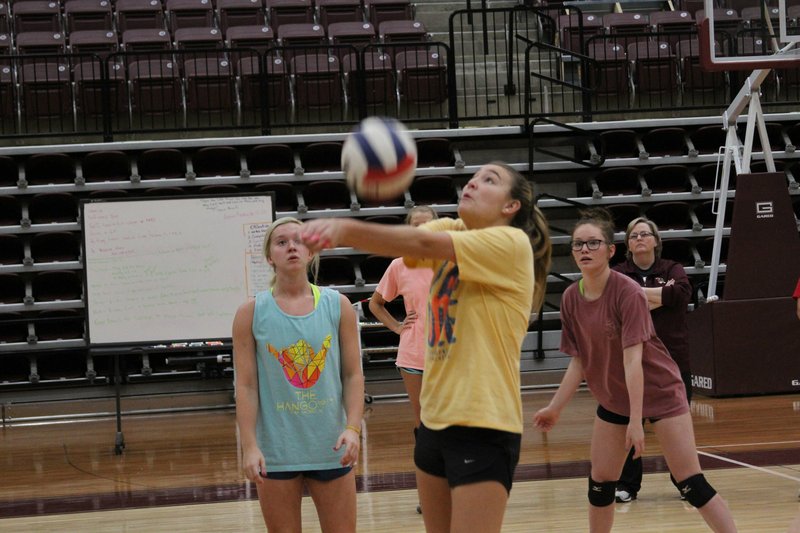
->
xmin=341 ymin=117 xmax=417 ymax=201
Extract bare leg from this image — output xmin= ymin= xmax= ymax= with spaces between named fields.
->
xmin=306 ymin=470 xmax=357 ymax=533
xmin=416 ymin=468 xmax=451 ymax=533
xmin=450 ymin=481 xmax=508 ymax=533
xmin=400 ymin=369 xmax=423 ymax=429
xmin=255 ymin=476 xmax=304 ymax=533
xmin=654 ymin=413 xmax=737 ymax=533
xmin=589 ymin=416 xmax=629 ymax=533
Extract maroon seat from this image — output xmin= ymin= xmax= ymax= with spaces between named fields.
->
xmin=73 ymin=61 xmax=128 ymax=119
xmin=0 ymin=234 xmax=23 ymax=265
xmin=0 ymin=273 xmax=25 ymax=304
xmin=644 ymin=164 xmax=692 ymax=193
xmin=16 ymin=31 xmax=67 ymax=55
xmin=649 ymin=9 xmax=694 ymax=48
xmin=416 ymin=138 xmax=455 ymax=167
xmin=0 ymin=312 xmax=29 ymax=343
xmin=364 ymin=0 xmax=413 ymax=28
xmin=28 ymin=193 xmax=79 ymax=224
xmin=0 ymin=195 xmax=22 ymax=225
xmin=676 ymin=38 xmax=727 ymax=94
xmin=238 ymin=55 xmax=290 ymax=110
xmin=359 ymin=254 xmax=392 ymax=284
xmin=253 ymin=182 xmax=299 ymax=210
xmin=192 ymin=146 xmax=243 ymax=176
xmin=317 ymin=256 xmax=356 ymax=285
xmin=586 ymin=41 xmax=629 ymax=96
xmin=558 ymin=13 xmax=602 ymax=55
xmin=689 ymin=124 xmax=726 ymax=154
xmin=32 ymin=271 xmax=83 ymax=302
xmin=65 ymin=0 xmax=114 ymax=32
xmin=34 ymin=309 xmax=85 ymax=341
xmin=0 ymin=62 xmax=13 ymax=121
xmin=278 ymin=23 xmax=327 ymax=58
xmin=174 ymin=27 xmax=224 ymax=51
xmin=603 ymin=12 xmax=649 ymax=35
xmin=300 ymin=141 xmax=342 ymax=172
xmin=31 ymin=232 xmax=80 ymax=263
xmin=69 ymin=29 xmax=119 ymax=57
xmin=217 ymin=0 xmax=267 ymax=31
xmin=607 ymin=203 xmax=641 ymax=231
xmin=13 ymin=1 xmax=61 ymax=33
xmin=138 ymin=148 xmax=187 ymax=179
xmin=395 ymin=49 xmax=447 ymax=104
xmin=628 ymin=40 xmax=677 ymax=93
xmin=303 ymin=180 xmax=351 ymax=209
xmin=247 ymin=144 xmax=295 ymax=174
xmin=646 ymin=201 xmax=694 ymax=230
xmin=82 ymin=150 xmax=132 ymax=182
xmin=24 ymin=153 xmax=76 ymax=185
xmin=379 ymin=20 xmax=427 ymax=44
xmin=317 ymin=0 xmax=363 ymax=26
xmin=328 ymin=22 xmax=377 ymax=58
xmin=291 ymin=53 xmax=343 ymax=109
xmin=660 ymin=238 xmax=697 ymax=267
xmin=116 ymin=0 xmax=167 ymax=32
xmin=342 ymin=51 xmax=395 ymax=105
xmin=410 ymin=175 xmax=457 ymax=203
xmin=128 ymin=59 xmax=183 ymax=118
xmin=594 ymin=166 xmax=642 ymax=196
xmin=166 ymin=0 xmax=216 ymax=32
xmin=225 ymin=24 xmax=275 ymax=52
xmin=122 ymin=28 xmax=173 ymax=57
xmin=267 ymin=0 xmax=314 ymax=31
xmin=642 ymin=127 xmax=688 ymax=157
xmin=597 ymin=129 xmax=640 ymax=158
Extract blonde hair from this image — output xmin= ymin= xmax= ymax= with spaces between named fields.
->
xmin=262 ymin=217 xmax=319 ymax=287
xmin=624 ymin=216 xmax=662 ymax=259
xmin=405 ymin=205 xmax=438 ymax=225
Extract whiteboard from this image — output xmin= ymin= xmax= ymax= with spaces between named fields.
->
xmin=82 ymin=194 xmax=274 ymax=346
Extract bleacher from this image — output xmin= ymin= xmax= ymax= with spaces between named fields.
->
xmin=0 ymin=0 xmax=799 ymax=406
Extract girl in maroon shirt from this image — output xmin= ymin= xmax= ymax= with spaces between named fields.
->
xmin=533 ymin=208 xmax=737 ymax=533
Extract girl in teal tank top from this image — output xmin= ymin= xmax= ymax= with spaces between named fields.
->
xmin=233 ymin=217 xmax=364 ymax=533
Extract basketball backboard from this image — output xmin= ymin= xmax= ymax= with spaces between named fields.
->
xmin=700 ymin=0 xmax=800 ymax=71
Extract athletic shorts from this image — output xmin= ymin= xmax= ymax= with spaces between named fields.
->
xmin=414 ymin=423 xmax=521 ymax=493
xmin=397 ymin=366 xmax=423 ymax=376
xmin=596 ymin=404 xmax=661 ymax=425
xmin=263 ymin=466 xmax=351 ymax=481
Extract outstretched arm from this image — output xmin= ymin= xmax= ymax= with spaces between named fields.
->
xmin=298 ymin=218 xmax=455 ymax=261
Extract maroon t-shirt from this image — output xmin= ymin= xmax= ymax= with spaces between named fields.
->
xmin=560 ymin=270 xmax=689 ymax=419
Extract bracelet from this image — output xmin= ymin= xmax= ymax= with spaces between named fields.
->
xmin=345 ymin=424 xmax=361 ymax=436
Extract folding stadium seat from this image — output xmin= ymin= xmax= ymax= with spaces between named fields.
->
xmin=0 ymin=155 xmax=17 ymax=187
xmin=694 ymin=199 xmax=733 ymax=228
xmin=416 ymin=138 xmax=455 ymax=167
xmin=0 ymin=273 xmax=26 ymax=304
xmin=359 ymin=254 xmax=393 ymax=283
xmin=697 ymin=235 xmax=729 ymax=265
xmin=198 ymin=184 xmax=240 ymax=194
xmin=13 ymin=1 xmax=62 ymax=33
xmin=128 ymin=59 xmax=184 ymax=120
xmin=328 ymin=21 xmax=377 ymax=59
xmin=660 ymin=237 xmax=697 ymax=267
xmin=121 ymin=28 xmax=173 ymax=56
xmin=174 ymin=27 xmax=224 ymax=51
xmin=15 ymin=31 xmax=67 ymax=55
xmin=0 ymin=3 xmax=8 ymax=34
xmin=191 ymin=146 xmax=243 ymax=177
xmin=342 ymin=51 xmax=396 ymax=107
xmin=88 ymin=189 xmax=130 ymax=199
xmin=592 ymin=166 xmax=645 ymax=196
xmin=0 ymin=195 xmax=22 ymax=225
xmin=28 ymin=193 xmax=79 ymax=223
xmin=557 ymin=13 xmax=602 ymax=55
xmin=379 ymin=20 xmax=428 ymax=44
xmin=740 ymin=5 xmax=780 ymax=28
xmin=410 ymin=175 xmax=457 ymax=204
xmin=603 ymin=12 xmax=649 ymax=35
xmin=641 ymin=127 xmax=688 ymax=157
xmin=184 ymin=57 xmax=238 ymax=119
xmin=628 ymin=40 xmax=678 ymax=95
xmin=607 ymin=203 xmax=641 ymax=231
xmin=225 ymin=24 xmax=275 ymax=51
xmin=749 ymin=160 xmax=787 ymax=174
xmin=253 ymin=182 xmax=300 ymax=210
xmin=278 ymin=23 xmax=327 ymax=58
xmin=300 ymin=141 xmax=342 ymax=172
xmin=742 ymin=121 xmax=787 ymax=152
xmin=267 ymin=0 xmax=315 ymax=31
xmin=317 ymin=0 xmax=363 ymax=27
xmin=143 ymin=186 xmax=186 ymax=195
xmin=596 ymin=129 xmax=640 ymax=159
xmin=24 ymin=153 xmax=76 ymax=185
xmin=0 ymin=64 xmax=14 ymax=124
xmin=303 ymin=180 xmax=352 ymax=209
xmin=82 ymin=151 xmax=132 ymax=182
xmin=695 ymin=8 xmax=741 ymax=32
xmin=290 ymin=53 xmax=343 ymax=109
xmin=31 ymin=232 xmax=81 ymax=263
xmin=73 ymin=61 xmax=129 ymax=123
xmin=247 ymin=144 xmax=295 ymax=174
xmin=649 ymin=10 xmax=694 ymax=33
xmin=787 ymin=122 xmax=800 ymax=149
xmin=610 ymin=240 xmax=627 ymax=266
xmin=217 ymin=0 xmax=267 ymax=32
xmin=643 ymin=164 xmax=692 ymax=193
xmin=692 ymin=161 xmax=736 ymax=191
xmin=0 ymin=32 xmax=9 ymax=55
xmin=238 ymin=55 xmax=290 ymax=111
xmin=395 ymin=49 xmax=447 ymax=104
xmin=689 ymin=124 xmax=726 ymax=154
xmin=65 ymin=0 xmax=114 ymax=32
xmin=676 ymin=38 xmax=727 ymax=95
xmin=165 ymin=0 xmax=216 ymax=32
xmin=0 ymin=234 xmax=24 ymax=265
xmin=364 ymin=0 xmax=413 ymax=28
xmin=317 ymin=256 xmax=357 ymax=286
xmin=586 ymin=41 xmax=629 ymax=97
xmin=33 ymin=309 xmax=85 ymax=341
xmin=69 ymin=29 xmax=120 ymax=57
xmin=137 ymin=148 xmax=188 ymax=179
xmin=645 ymin=201 xmax=696 ymax=230
xmin=116 ymin=0 xmax=167 ymax=32
xmin=0 ymin=312 xmax=30 ymax=344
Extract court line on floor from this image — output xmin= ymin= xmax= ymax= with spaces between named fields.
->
xmin=698 ymin=450 xmax=800 ymax=483
xmin=698 ymin=440 xmax=800 ymax=449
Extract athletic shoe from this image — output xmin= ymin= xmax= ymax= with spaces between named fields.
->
xmin=615 ymin=489 xmax=636 ymax=503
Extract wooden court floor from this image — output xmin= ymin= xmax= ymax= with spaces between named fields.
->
xmin=1 ymin=389 xmax=799 ymax=531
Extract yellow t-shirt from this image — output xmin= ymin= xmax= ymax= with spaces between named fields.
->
xmin=406 ymin=218 xmax=534 ymax=434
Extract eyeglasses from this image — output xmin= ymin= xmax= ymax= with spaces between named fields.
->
xmin=628 ymin=231 xmax=654 ymax=240
xmin=570 ymin=239 xmax=606 ymax=251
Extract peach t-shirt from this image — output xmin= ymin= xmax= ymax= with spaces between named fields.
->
xmin=375 ymin=258 xmax=433 ymax=371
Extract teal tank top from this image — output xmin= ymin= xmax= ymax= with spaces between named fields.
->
xmin=252 ymin=285 xmax=346 ymax=471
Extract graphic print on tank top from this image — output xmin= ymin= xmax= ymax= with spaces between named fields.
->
xmin=429 ymin=264 xmax=458 ymax=359
xmin=268 ymin=334 xmax=332 ymax=388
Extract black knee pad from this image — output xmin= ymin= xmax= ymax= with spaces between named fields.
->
xmin=588 ymin=477 xmax=616 ymax=507
xmin=677 ymin=473 xmax=717 ymax=508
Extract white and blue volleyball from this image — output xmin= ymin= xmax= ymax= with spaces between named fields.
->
xmin=341 ymin=117 xmax=417 ymax=201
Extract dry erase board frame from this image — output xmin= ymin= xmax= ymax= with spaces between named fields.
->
xmin=81 ymin=193 xmax=274 ymax=347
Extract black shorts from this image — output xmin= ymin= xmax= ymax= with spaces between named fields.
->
xmin=263 ymin=466 xmax=351 ymax=481
xmin=596 ymin=404 xmax=661 ymax=425
xmin=414 ymin=423 xmax=521 ymax=493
